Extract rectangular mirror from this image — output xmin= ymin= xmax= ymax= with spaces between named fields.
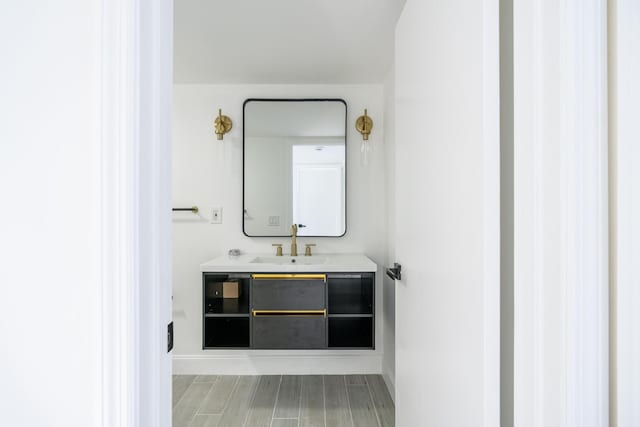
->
xmin=243 ymin=99 xmax=347 ymax=237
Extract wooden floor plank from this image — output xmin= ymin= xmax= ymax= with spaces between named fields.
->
xmin=244 ymin=375 xmax=281 ymax=427
xmin=348 ymin=385 xmax=380 ymax=427
xmin=273 ymin=375 xmax=302 ymax=419
xmin=345 ymin=375 xmax=366 ymax=385
xmin=189 ymin=414 xmax=221 ymax=427
xmin=299 ymin=375 xmax=325 ymax=427
xmin=324 ymin=375 xmax=352 ymax=427
xmin=172 ymin=374 xmax=394 ymax=427
xmin=216 ymin=375 xmax=260 ymax=427
xmin=365 ymin=375 xmax=395 ymax=427
xmin=173 ymin=375 xmax=197 ymax=408
xmin=194 ymin=375 xmax=218 ymax=383
xmin=173 ymin=382 xmax=214 ymax=427
xmin=198 ymin=376 xmax=239 ymax=415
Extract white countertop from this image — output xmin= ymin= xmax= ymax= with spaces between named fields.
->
xmin=200 ymin=253 xmax=377 ymax=273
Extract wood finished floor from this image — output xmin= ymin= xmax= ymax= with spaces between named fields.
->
xmin=173 ymin=375 xmax=395 ymax=427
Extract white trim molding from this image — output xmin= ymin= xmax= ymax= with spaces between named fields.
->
xmin=382 ymin=368 xmax=396 ymax=404
xmin=514 ymin=0 xmax=609 ymax=426
xmin=173 ymin=354 xmax=383 ymax=376
xmin=482 ymin=0 xmax=501 ymax=425
xmin=100 ymin=0 xmax=173 ymax=426
xmin=608 ymin=1 xmax=640 ymax=426
xmin=100 ymin=1 xmax=140 ymax=424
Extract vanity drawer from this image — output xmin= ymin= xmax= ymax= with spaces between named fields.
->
xmin=252 ymin=312 xmax=326 ymax=349
xmin=251 ymin=274 xmax=325 ymax=310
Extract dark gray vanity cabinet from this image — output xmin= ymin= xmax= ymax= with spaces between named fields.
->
xmin=252 ymin=275 xmax=326 ymax=311
xmin=253 ymin=315 xmax=326 ymax=349
xmin=202 ymin=272 xmax=374 ymax=350
xmin=251 ymin=274 xmax=327 ymax=349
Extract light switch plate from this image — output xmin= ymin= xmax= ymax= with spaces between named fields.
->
xmin=211 ymin=206 xmax=222 ymax=224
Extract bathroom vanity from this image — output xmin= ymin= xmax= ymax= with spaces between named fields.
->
xmin=199 ymin=100 xmax=377 ymax=350
xmin=200 ymin=254 xmax=376 ymax=350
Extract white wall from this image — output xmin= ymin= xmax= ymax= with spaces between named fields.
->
xmin=172 ymin=84 xmax=388 ymax=374
xmin=0 ymin=2 xmax=102 ymax=426
xmin=1 ymin=2 xmax=174 ymax=426
xmin=609 ymin=1 xmax=640 ymax=425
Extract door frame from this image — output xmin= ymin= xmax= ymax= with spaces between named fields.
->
xmin=608 ymin=0 xmax=640 ymax=425
xmin=96 ymin=0 xmax=617 ymax=425
xmin=513 ymin=0 xmax=609 ymax=425
xmin=100 ymin=0 xmax=173 ymax=426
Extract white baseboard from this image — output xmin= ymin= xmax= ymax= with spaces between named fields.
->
xmin=382 ymin=365 xmax=396 ymax=403
xmin=173 ymin=353 xmax=383 ymax=376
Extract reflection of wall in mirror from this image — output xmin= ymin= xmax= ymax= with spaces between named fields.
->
xmin=244 ymin=136 xmax=292 ymax=235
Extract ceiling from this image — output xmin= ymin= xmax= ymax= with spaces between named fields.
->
xmin=174 ymin=0 xmax=406 ymax=84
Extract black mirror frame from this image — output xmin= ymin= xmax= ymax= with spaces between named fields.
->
xmin=242 ymin=98 xmax=348 ymax=238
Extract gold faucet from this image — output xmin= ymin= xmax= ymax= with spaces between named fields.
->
xmin=290 ymin=224 xmax=298 ymax=256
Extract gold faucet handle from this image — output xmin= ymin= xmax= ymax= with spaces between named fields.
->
xmin=272 ymin=243 xmax=283 ymax=256
xmin=304 ymin=244 xmax=316 ymax=256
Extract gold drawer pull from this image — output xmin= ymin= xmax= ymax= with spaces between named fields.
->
xmin=252 ymin=274 xmax=326 ymax=282
xmin=252 ymin=309 xmax=326 ymax=317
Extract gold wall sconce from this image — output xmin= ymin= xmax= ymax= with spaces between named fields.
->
xmin=214 ymin=109 xmax=233 ymax=140
xmin=355 ymin=109 xmax=374 ymax=140
xmin=356 ymin=109 xmax=374 ymax=166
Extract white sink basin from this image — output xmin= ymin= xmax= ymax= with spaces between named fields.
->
xmin=201 ymin=253 xmax=377 ymax=272
xmin=250 ymin=256 xmax=328 ymax=266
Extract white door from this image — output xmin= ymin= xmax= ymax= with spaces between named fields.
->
xmin=293 ymin=164 xmax=345 ymax=236
xmin=393 ymin=1 xmax=500 ymax=426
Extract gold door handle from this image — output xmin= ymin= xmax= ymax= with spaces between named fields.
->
xmin=251 ymin=274 xmax=326 ymax=282
xmin=252 ymin=309 xmax=326 ymax=317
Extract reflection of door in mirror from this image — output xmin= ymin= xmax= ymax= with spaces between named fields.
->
xmin=243 ymin=99 xmax=347 ymax=237
xmin=292 ymin=145 xmax=345 ymax=236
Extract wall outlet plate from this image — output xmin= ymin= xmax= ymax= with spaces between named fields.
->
xmin=211 ymin=206 xmax=222 ymax=224
xmin=268 ymin=215 xmax=280 ymax=226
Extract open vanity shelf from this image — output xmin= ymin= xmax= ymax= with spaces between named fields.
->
xmin=327 ymin=273 xmax=374 ymax=348
xmin=204 ymin=274 xmax=251 ymax=316
xmin=202 ymin=271 xmax=375 ymax=350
